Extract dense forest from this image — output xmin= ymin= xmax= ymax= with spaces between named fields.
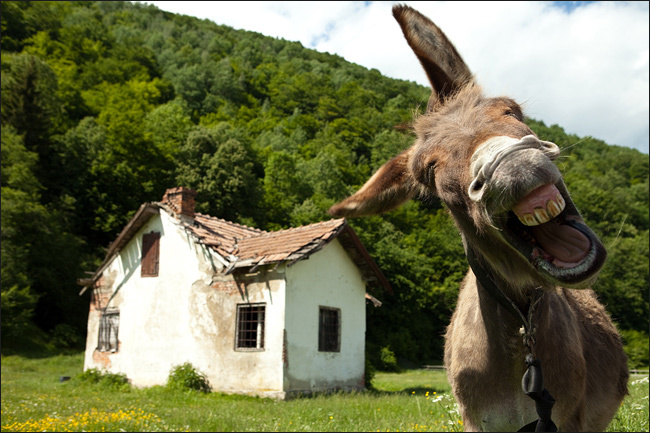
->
xmin=1 ymin=1 xmax=648 ymax=367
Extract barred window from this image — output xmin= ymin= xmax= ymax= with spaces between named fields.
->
xmin=235 ymin=303 xmax=265 ymax=350
xmin=97 ymin=310 xmax=119 ymax=352
xmin=318 ymin=306 xmax=340 ymax=352
xmin=141 ymin=231 xmax=160 ymax=277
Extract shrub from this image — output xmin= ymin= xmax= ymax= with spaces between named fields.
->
xmin=78 ymin=368 xmax=129 ymax=390
xmin=166 ymin=362 xmax=211 ymax=393
xmin=380 ymin=345 xmax=401 ymax=372
xmin=78 ymin=368 xmax=103 ymax=384
xmin=0 ymin=285 xmax=39 ymax=340
xmin=621 ymin=329 xmax=649 ymax=369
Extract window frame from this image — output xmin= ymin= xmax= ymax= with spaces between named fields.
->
xmin=97 ymin=309 xmax=120 ymax=353
xmin=234 ymin=303 xmax=266 ymax=351
xmin=318 ymin=306 xmax=341 ymax=353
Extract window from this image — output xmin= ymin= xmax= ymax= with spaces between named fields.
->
xmin=235 ymin=303 xmax=265 ymax=350
xmin=97 ymin=310 xmax=119 ymax=352
xmin=318 ymin=306 xmax=340 ymax=352
xmin=141 ymin=231 xmax=160 ymax=277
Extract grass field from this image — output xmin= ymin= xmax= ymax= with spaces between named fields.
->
xmin=1 ymin=352 xmax=647 ymax=432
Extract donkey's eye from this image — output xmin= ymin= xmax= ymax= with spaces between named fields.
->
xmin=505 ymin=109 xmax=522 ymax=120
xmin=426 ymin=161 xmax=437 ymax=185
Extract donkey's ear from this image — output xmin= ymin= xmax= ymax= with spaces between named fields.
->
xmin=393 ymin=5 xmax=473 ymax=103
xmin=328 ymin=149 xmax=418 ymax=217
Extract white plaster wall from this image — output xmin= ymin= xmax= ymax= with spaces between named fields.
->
xmin=84 ymin=210 xmax=287 ymax=397
xmin=283 ymin=239 xmax=366 ymax=393
xmin=200 ymin=271 xmax=287 ymax=398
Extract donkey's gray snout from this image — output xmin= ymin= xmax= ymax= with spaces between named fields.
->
xmin=468 ymin=135 xmax=560 ymax=201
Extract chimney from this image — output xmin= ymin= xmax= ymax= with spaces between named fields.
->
xmin=162 ymin=187 xmax=197 ymax=222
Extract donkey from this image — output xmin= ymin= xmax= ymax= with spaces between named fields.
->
xmin=329 ymin=5 xmax=628 ymax=432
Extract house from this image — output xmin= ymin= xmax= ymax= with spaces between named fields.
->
xmin=79 ymin=187 xmax=391 ymax=399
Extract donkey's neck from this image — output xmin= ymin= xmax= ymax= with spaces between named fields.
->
xmin=473 ymin=276 xmax=537 ymax=366
xmin=459 ymin=226 xmax=551 ymax=300
xmin=468 ymin=246 xmax=538 ymax=317
xmin=454 ymin=273 xmax=536 ymax=378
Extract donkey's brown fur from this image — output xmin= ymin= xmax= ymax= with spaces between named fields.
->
xmin=329 ymin=5 xmax=628 ymax=431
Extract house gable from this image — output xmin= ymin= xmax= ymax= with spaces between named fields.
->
xmin=84 ymin=208 xmax=226 ymax=386
xmin=283 ymin=238 xmax=367 ymax=393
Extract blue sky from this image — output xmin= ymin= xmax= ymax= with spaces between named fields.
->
xmin=553 ymin=1 xmax=595 ymax=12
xmin=145 ymin=1 xmax=649 ymax=154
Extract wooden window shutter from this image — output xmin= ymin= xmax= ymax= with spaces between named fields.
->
xmin=141 ymin=231 xmax=160 ymax=277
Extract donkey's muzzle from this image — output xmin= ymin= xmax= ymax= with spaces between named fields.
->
xmin=468 ymin=135 xmax=560 ymax=202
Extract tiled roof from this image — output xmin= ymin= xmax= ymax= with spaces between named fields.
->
xmin=191 ymin=213 xmax=265 ymax=259
xmin=188 ymin=215 xmax=346 ymax=266
xmin=80 ymin=202 xmax=392 ymax=294
xmin=187 ymin=212 xmax=390 ymax=291
xmin=233 ymin=219 xmax=346 ymax=265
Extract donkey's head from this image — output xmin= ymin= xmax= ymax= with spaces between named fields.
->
xmin=329 ymin=5 xmax=606 ymax=292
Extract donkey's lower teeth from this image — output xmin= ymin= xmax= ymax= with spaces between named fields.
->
xmin=513 ymin=184 xmax=566 ymax=226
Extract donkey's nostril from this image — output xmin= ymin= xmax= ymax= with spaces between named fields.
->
xmin=540 ymin=140 xmax=561 ymax=160
xmin=468 ymin=177 xmax=486 ymax=201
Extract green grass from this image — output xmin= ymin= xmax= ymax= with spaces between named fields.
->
xmin=1 ymin=352 xmax=647 ymax=432
xmin=608 ymin=375 xmax=650 ymax=433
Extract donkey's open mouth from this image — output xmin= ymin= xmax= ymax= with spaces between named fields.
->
xmin=468 ymin=134 xmax=606 ymax=287
xmin=503 ymin=181 xmax=606 ymax=287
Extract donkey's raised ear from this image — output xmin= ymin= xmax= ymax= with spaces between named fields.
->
xmin=393 ymin=5 xmax=473 ymax=103
xmin=328 ymin=149 xmax=418 ymax=217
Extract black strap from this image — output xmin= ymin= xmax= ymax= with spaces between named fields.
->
xmin=518 ymin=355 xmax=557 ymax=432
xmin=465 ymin=248 xmax=556 ymax=432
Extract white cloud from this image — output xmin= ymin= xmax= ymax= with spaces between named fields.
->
xmin=144 ymin=1 xmax=649 ymax=154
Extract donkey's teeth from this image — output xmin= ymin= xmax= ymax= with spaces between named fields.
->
xmin=513 ymin=184 xmax=566 ymax=226
xmin=519 ymin=213 xmax=539 ymax=226
xmin=534 ymin=208 xmax=550 ymax=224
xmin=547 ymin=196 xmax=564 ymax=218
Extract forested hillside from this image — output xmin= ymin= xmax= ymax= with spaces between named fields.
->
xmin=1 ymin=1 xmax=647 ymax=366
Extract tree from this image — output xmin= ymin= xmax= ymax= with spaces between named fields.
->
xmin=1 ymin=126 xmax=44 ymax=334
xmin=175 ymin=124 xmax=263 ymax=224
xmin=1 ymin=52 xmax=59 ymax=162
xmin=262 ymin=150 xmax=308 ymax=228
xmin=1 ymin=126 xmax=85 ymax=336
xmin=594 ymin=232 xmax=649 ymax=331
